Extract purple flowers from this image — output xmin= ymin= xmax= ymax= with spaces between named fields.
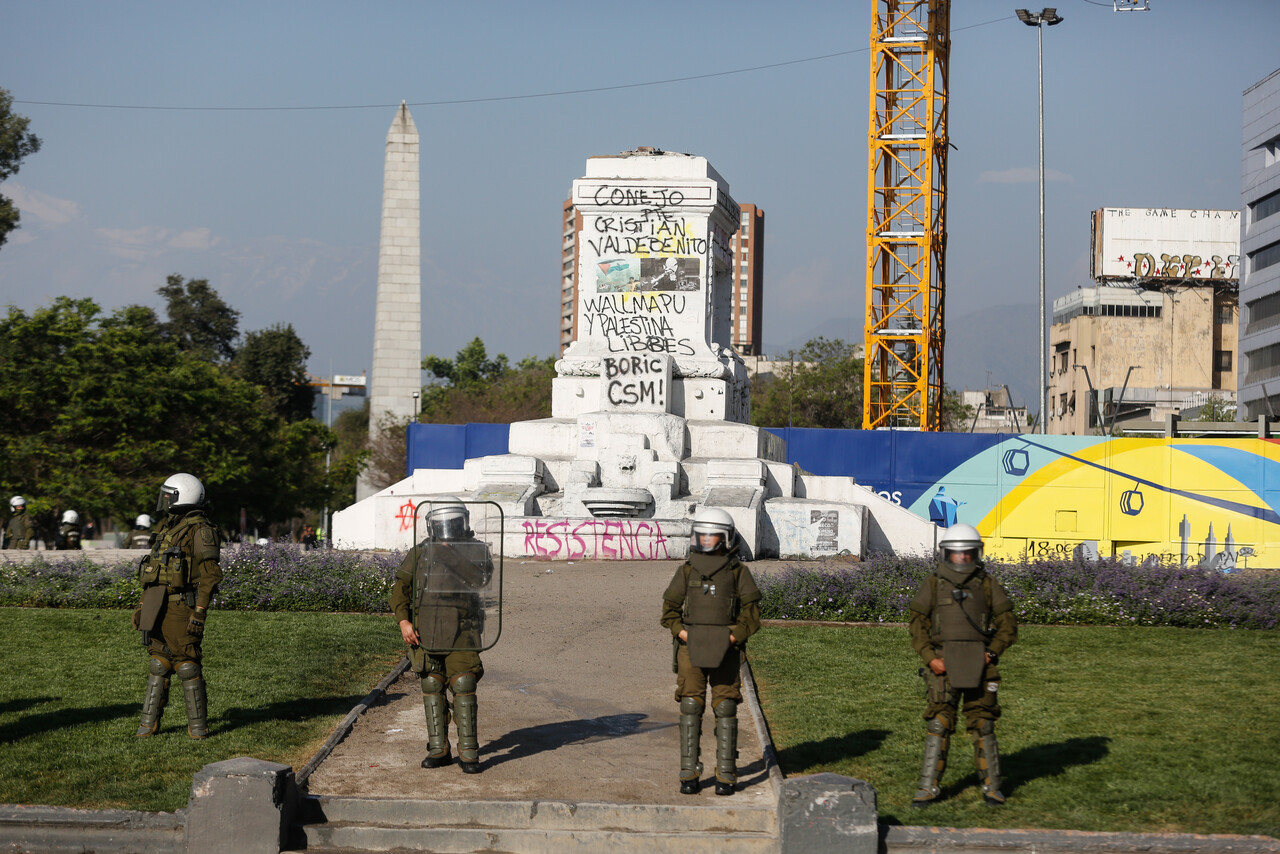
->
xmin=758 ymin=554 xmax=1280 ymax=629
xmin=0 ymin=544 xmax=405 ymax=613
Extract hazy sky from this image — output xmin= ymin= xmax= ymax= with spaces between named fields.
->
xmin=2 ymin=0 xmax=1278 ymax=404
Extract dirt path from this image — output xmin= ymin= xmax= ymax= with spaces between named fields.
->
xmin=303 ymin=559 xmax=775 ymax=806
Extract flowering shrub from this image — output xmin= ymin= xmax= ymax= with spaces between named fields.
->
xmin=758 ymin=555 xmax=1280 ymax=630
xmin=0 ymin=544 xmax=405 ymax=613
xmin=3 ymin=547 xmax=1277 ymax=628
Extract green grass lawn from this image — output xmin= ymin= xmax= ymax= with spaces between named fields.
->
xmin=748 ymin=624 xmax=1280 ymax=837
xmin=0 ymin=607 xmax=403 ymax=812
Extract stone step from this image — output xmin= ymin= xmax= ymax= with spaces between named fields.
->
xmin=293 ymin=795 xmax=778 ymax=853
xmin=298 ymin=823 xmax=777 ymax=854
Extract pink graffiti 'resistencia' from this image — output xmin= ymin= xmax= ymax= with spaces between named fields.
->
xmin=522 ymin=518 xmax=671 ymax=560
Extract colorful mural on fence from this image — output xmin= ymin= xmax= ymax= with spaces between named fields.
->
xmin=907 ymin=436 xmax=1280 ymax=571
xmin=407 ymin=424 xmax=1280 ymax=569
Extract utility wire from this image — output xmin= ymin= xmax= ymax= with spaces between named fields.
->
xmin=15 ymin=15 xmax=1010 ymax=113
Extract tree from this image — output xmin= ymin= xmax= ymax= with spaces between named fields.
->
xmin=157 ymin=274 xmax=240 ymax=362
xmin=0 ymin=293 xmax=345 ymax=533
xmin=750 ymin=337 xmax=864 ymax=429
xmin=419 ymin=341 xmax=554 ymax=424
xmin=0 ymin=88 xmax=41 ymax=251
xmin=939 ymin=385 xmax=975 ymax=432
xmin=1189 ymin=393 xmax=1237 ymax=423
xmin=235 ymin=323 xmax=317 ymax=422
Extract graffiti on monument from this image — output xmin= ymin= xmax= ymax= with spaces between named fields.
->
xmin=581 ymin=292 xmax=696 ymax=356
xmin=522 ymin=517 xmax=673 ymax=560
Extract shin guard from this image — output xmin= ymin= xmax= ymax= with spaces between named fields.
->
xmin=713 ymin=699 xmax=738 ymax=794
xmin=678 ymin=696 xmax=704 ymax=790
xmin=136 ymin=658 xmax=171 ymax=737
xmin=176 ymin=661 xmax=207 ymax=740
xmin=912 ymin=716 xmax=951 ymax=807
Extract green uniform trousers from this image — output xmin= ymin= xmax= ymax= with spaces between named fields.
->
xmin=923 ymin=664 xmax=1001 ymax=733
xmin=147 ymin=597 xmax=202 ymax=666
xmin=410 ymin=647 xmax=483 ymax=683
xmin=675 ymin=644 xmax=741 ymax=709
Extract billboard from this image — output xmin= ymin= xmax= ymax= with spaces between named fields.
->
xmin=1090 ymin=207 xmax=1240 ymax=282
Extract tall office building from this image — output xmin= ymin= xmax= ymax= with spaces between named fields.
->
xmin=558 ymin=198 xmax=763 ymax=356
xmin=730 ymin=204 xmax=764 ymax=356
xmin=1238 ymin=68 xmax=1280 ymax=419
xmin=559 ymin=199 xmax=583 ymax=357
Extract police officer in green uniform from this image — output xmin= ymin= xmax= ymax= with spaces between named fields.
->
xmin=908 ymin=523 xmax=1017 ymax=807
xmin=56 ymin=510 xmax=83 ymax=550
xmin=132 ymin=473 xmax=223 ymax=739
xmin=661 ymin=508 xmax=762 ymax=796
xmin=390 ymin=499 xmax=494 ymax=774
xmin=5 ymin=496 xmax=35 ymax=550
xmin=128 ymin=514 xmax=154 ymax=549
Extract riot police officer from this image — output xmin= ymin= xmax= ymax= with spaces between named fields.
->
xmin=128 ymin=514 xmax=154 ymax=549
xmin=661 ymin=508 xmax=761 ymax=796
xmin=908 ymin=523 xmax=1017 ymax=807
xmin=56 ymin=510 xmax=83 ymax=550
xmin=390 ymin=498 xmax=495 ymax=774
xmin=5 ymin=496 xmax=35 ymax=550
xmin=132 ymin=474 xmax=222 ymax=739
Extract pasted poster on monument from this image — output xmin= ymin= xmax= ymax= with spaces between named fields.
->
xmin=811 ymin=510 xmax=839 ymax=551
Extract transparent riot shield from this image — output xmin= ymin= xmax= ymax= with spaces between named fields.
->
xmin=411 ymin=499 xmax=503 ymax=652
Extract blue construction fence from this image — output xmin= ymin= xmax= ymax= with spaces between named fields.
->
xmin=405 ymin=422 xmax=1008 ymax=510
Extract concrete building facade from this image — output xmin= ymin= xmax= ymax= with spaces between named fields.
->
xmin=559 ymin=199 xmax=583 ymax=357
xmin=1238 ymin=68 xmax=1280 ymax=420
xmin=729 ymin=203 xmax=764 ymax=356
xmin=1046 ymin=284 xmax=1237 ymax=434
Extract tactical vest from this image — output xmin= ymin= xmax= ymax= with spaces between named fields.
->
xmin=138 ymin=513 xmax=209 ymax=590
xmin=682 ymin=555 xmax=738 ymax=627
xmin=932 ymin=571 xmax=991 ymax=642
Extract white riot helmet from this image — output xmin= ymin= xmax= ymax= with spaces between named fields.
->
xmin=157 ymin=473 xmax=205 ymax=514
xmin=135 ymin=514 xmax=153 ymax=529
xmin=938 ymin=523 xmax=984 ymax=565
xmin=691 ymin=507 xmax=736 ymax=554
xmin=10 ymin=496 xmax=25 ymax=511
xmin=426 ymin=498 xmax=470 ymax=541
xmin=61 ymin=510 xmax=79 ymax=525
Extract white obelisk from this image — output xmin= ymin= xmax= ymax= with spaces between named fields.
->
xmin=358 ymin=101 xmax=421 ymax=501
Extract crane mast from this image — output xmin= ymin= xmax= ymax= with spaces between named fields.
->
xmin=863 ymin=0 xmax=949 ymax=430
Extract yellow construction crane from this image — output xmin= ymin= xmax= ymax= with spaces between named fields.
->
xmin=863 ymin=0 xmax=949 ymax=430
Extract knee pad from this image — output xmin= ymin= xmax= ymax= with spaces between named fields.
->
xmin=422 ymin=673 xmax=446 ymax=695
xmin=713 ymin=699 xmax=737 ymax=719
xmin=680 ymin=696 xmax=705 ymax=716
xmin=926 ymin=716 xmax=951 ymax=735
xmin=448 ymin=673 xmax=477 ymax=694
xmin=978 ymin=720 xmax=995 ymax=736
xmin=175 ymin=661 xmax=201 ymax=681
xmin=149 ymin=657 xmax=173 ymax=676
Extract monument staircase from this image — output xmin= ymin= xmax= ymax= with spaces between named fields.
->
xmin=288 ymin=794 xmax=777 ymax=853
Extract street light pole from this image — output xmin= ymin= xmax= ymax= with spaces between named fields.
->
xmin=1016 ymin=8 xmax=1063 ymax=434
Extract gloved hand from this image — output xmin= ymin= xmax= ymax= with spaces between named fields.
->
xmin=131 ymin=608 xmax=142 ymax=630
xmin=187 ymin=611 xmax=205 ymax=637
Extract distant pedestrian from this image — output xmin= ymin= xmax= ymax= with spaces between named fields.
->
xmin=4 ymin=496 xmax=35 ymax=550
xmin=908 ymin=523 xmax=1017 ymax=808
xmin=128 ymin=514 xmax=154 ymax=549
xmin=660 ymin=508 xmax=761 ymax=796
xmin=55 ymin=510 xmax=82 ymax=550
